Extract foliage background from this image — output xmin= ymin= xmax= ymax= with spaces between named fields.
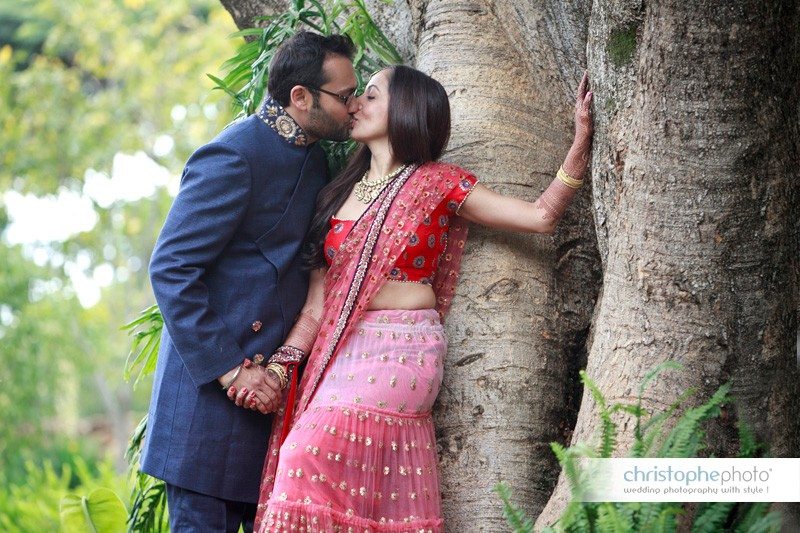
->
xmin=4 ymin=1 xmax=793 ymax=531
xmin=0 ymin=0 xmax=238 ymax=527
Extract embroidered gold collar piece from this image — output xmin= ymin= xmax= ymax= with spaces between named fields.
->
xmin=256 ymin=95 xmax=309 ymax=147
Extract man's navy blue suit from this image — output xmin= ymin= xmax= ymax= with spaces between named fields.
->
xmin=142 ymin=101 xmax=327 ymax=506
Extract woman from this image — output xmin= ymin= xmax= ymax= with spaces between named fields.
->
xmin=245 ymin=65 xmax=592 ymax=532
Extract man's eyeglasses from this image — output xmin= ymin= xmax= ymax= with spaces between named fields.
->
xmin=308 ymin=86 xmax=359 ymax=107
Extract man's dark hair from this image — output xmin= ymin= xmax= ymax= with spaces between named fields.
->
xmin=268 ymin=31 xmax=356 ymax=107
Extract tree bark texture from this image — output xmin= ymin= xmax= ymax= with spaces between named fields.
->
xmin=409 ymin=1 xmax=599 ymax=530
xmin=220 ymin=1 xmax=600 ymax=529
xmin=220 ymin=0 xmax=419 ymax=61
xmin=217 ymin=0 xmax=799 ymax=530
xmin=537 ymin=0 xmax=800 ymax=528
xmin=219 ymin=0 xmax=285 ymax=29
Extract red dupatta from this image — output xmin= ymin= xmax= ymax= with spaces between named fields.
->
xmin=255 ymin=161 xmax=474 ymax=520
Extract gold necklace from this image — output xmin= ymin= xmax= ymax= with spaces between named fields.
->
xmin=353 ymin=164 xmax=407 ymax=204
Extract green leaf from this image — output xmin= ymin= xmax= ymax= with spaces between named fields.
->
xmin=597 ymin=503 xmax=634 ymax=532
xmin=693 ymin=502 xmax=735 ymax=533
xmin=207 ymin=73 xmax=241 ymax=100
xmin=638 ymin=361 xmax=682 ymax=396
xmin=119 ymin=305 xmax=161 ymax=331
xmin=737 ymin=420 xmax=761 ymax=458
xmin=735 ymin=504 xmax=781 ymax=533
xmin=542 ymin=368 xmax=775 ymax=533
xmin=658 ymin=383 xmax=730 ymax=458
xmin=60 ymin=488 xmax=127 ymax=533
xmin=122 ymin=305 xmax=163 ymax=386
xmin=229 ymin=28 xmax=265 ymax=38
xmin=581 ymin=370 xmax=617 ymax=458
xmin=493 ymin=482 xmax=534 ymax=532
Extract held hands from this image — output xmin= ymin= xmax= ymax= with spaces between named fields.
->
xmin=218 ymin=358 xmax=282 ymax=414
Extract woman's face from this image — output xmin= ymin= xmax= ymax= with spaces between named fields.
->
xmin=350 ymin=69 xmax=391 ymax=144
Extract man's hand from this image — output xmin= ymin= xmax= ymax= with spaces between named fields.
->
xmin=218 ymin=361 xmax=281 ymax=414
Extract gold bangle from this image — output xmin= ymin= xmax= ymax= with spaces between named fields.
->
xmin=266 ymin=363 xmax=288 ymax=390
xmin=557 ymin=166 xmax=584 ymax=189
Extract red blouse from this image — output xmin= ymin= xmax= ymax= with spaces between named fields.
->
xmin=324 ymin=172 xmax=478 ymax=284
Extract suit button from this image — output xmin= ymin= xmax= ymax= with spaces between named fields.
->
xmin=251 ymin=320 xmax=262 ymax=332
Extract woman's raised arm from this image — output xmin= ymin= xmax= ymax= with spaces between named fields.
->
xmin=458 ymin=71 xmax=593 ymax=234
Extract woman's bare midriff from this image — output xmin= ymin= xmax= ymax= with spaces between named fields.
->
xmin=367 ymin=280 xmax=437 ymax=310
xmin=334 ymin=194 xmax=437 ymax=311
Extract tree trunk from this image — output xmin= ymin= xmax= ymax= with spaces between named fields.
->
xmin=219 ymin=0 xmax=419 ymax=62
xmin=409 ymin=1 xmax=600 ymax=529
xmin=219 ymin=0 xmax=285 ymax=29
xmin=537 ymin=0 xmax=800 ymax=528
xmin=220 ymin=0 xmax=601 ymax=529
xmin=216 ymin=0 xmax=800 ymax=530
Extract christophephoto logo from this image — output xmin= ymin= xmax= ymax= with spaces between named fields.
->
xmin=583 ymin=459 xmax=798 ymax=502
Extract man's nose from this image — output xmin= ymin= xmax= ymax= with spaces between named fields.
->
xmin=347 ymin=94 xmax=361 ymax=114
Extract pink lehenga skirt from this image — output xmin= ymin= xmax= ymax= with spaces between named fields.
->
xmin=260 ymin=308 xmax=446 ymax=533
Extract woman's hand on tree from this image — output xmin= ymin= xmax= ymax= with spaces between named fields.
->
xmin=574 ymin=70 xmax=593 ymax=142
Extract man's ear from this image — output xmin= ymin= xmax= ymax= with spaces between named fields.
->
xmin=289 ymin=85 xmax=312 ymax=111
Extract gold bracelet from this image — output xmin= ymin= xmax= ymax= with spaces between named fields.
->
xmin=266 ymin=363 xmax=288 ymax=390
xmin=557 ymin=166 xmax=584 ymax=189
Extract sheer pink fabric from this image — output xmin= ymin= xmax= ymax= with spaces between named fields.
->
xmin=255 ymin=162 xmax=475 ymax=531
xmin=261 ymin=309 xmax=445 ymax=532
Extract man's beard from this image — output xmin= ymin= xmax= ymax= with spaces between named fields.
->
xmin=305 ymin=104 xmax=350 ymax=142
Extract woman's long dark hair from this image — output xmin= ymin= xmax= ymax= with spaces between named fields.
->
xmin=303 ymin=65 xmax=452 ymax=269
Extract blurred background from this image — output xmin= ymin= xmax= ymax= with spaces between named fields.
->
xmin=0 ymin=0 xmax=241 ymax=523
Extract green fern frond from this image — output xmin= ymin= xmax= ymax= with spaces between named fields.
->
xmin=736 ymin=421 xmax=761 ymax=459
xmin=742 ymin=511 xmax=781 ymax=533
xmin=596 ymin=503 xmax=633 ymax=532
xmin=692 ymin=502 xmax=735 ymax=533
xmin=652 ymin=505 xmax=682 ymax=532
xmin=611 ymin=403 xmax=646 ymax=418
xmin=734 ymin=503 xmax=780 ymax=533
xmin=551 ymin=442 xmax=584 ymax=498
xmin=493 ymin=482 xmax=534 ymax=533
xmin=540 ymin=368 xmax=779 ymax=533
xmin=556 ymin=500 xmax=594 ymax=533
xmin=580 ymin=370 xmax=617 ymax=458
xmin=124 ymin=415 xmax=147 ymax=467
xmin=631 ymin=501 xmax=652 ymax=529
xmin=659 ymin=383 xmax=730 ymax=458
xmin=615 ymin=501 xmax=638 ymax=531
xmin=631 ymin=363 xmax=687 ymax=458
xmin=638 ymin=361 xmax=683 ymax=397
xmin=635 ymin=387 xmax=696 ymax=457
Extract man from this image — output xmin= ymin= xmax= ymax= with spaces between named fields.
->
xmin=142 ymin=31 xmax=358 ymax=532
